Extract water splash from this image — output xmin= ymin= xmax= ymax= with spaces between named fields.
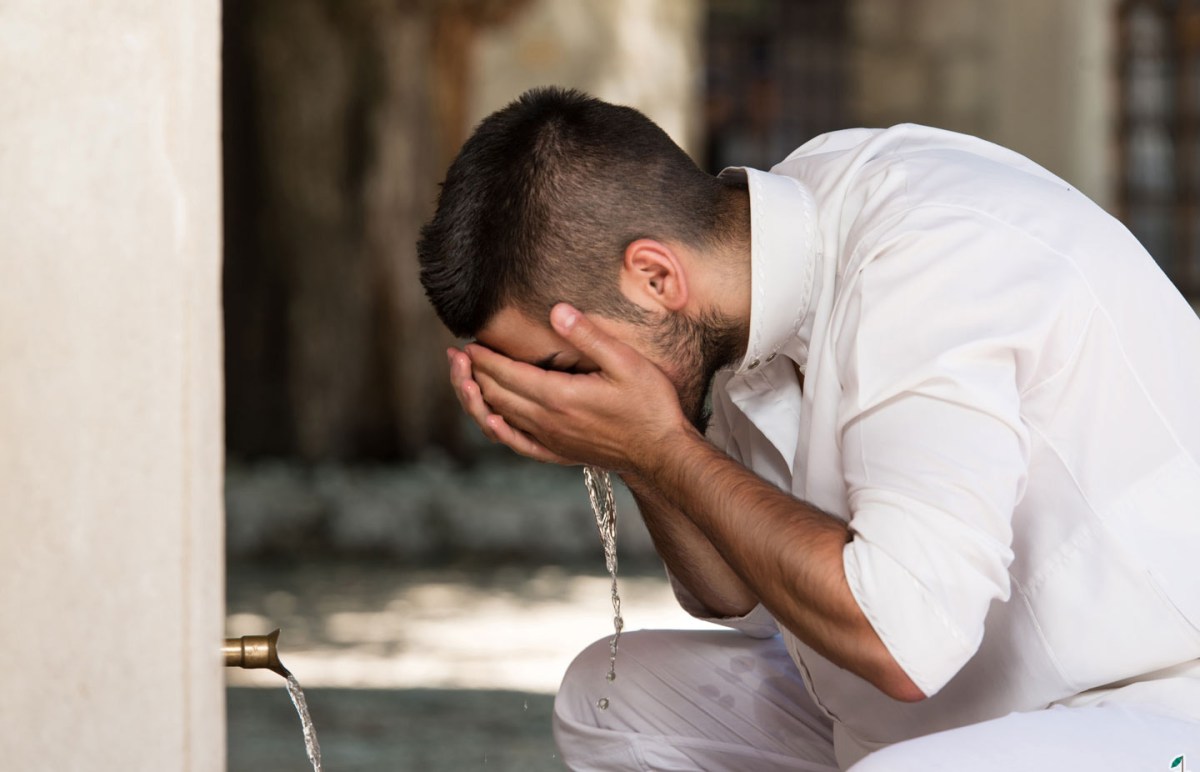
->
xmin=286 ymin=674 xmax=323 ymax=772
xmin=583 ymin=465 xmax=623 ymax=710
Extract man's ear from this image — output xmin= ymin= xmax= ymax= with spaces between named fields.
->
xmin=619 ymin=238 xmax=689 ymax=312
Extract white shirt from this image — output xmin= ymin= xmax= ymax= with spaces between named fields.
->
xmin=682 ymin=125 xmax=1200 ymax=762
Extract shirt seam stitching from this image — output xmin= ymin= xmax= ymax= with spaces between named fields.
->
xmin=1010 ymin=573 xmax=1082 ymax=693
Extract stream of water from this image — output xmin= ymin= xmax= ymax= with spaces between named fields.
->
xmin=285 ymin=674 xmax=323 ymax=772
xmin=582 ymin=465 xmax=623 ymax=711
xmin=267 ymin=470 xmax=619 ymax=769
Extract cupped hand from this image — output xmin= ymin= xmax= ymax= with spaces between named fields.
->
xmin=466 ymin=303 xmax=693 ymax=473
xmin=447 ymin=346 xmax=574 ymax=465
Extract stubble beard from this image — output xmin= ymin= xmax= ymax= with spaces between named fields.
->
xmin=651 ymin=308 xmax=747 ymax=436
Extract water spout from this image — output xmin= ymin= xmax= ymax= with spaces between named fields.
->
xmin=223 ymin=628 xmax=291 ymax=679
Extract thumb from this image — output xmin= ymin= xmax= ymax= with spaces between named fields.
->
xmin=550 ymin=303 xmax=629 ymax=373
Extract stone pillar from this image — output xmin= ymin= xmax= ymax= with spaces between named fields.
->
xmin=469 ymin=0 xmax=704 ymax=157
xmin=0 ymin=2 xmax=224 ymax=769
xmin=988 ymin=0 xmax=1116 ymax=209
xmin=848 ymin=0 xmax=1115 ymax=208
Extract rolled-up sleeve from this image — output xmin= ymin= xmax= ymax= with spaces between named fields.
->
xmin=837 ymin=205 xmax=1038 ymax=696
xmin=842 ymin=394 xmax=1024 ymax=695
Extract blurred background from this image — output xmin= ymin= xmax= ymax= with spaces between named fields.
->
xmin=220 ymin=0 xmax=1200 ymax=769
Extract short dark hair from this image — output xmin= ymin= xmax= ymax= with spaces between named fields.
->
xmin=418 ymin=87 xmax=744 ymax=338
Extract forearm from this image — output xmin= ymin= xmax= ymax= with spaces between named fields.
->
xmin=642 ymin=426 xmax=925 ymax=702
xmin=621 ymin=471 xmax=759 ymax=618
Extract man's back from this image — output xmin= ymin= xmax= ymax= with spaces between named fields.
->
xmin=707 ymin=124 xmax=1200 ymax=756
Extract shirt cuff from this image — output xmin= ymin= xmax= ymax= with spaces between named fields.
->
xmin=666 ymin=567 xmax=779 ymax=639
xmin=843 ymin=536 xmax=979 ymax=697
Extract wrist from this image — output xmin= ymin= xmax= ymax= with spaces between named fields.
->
xmin=635 ymin=418 xmax=708 ymax=488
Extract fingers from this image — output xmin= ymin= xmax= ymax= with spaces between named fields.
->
xmin=447 ymin=348 xmax=494 ymax=433
xmin=466 ymin=342 xmax=570 ymax=405
xmin=452 ymin=342 xmax=547 ymax=437
xmin=472 ymin=363 xmax=552 ymax=432
xmin=448 ymin=347 xmax=572 ymax=463
xmin=549 ymin=303 xmax=630 ymax=375
xmin=484 ymin=414 xmax=574 ymax=465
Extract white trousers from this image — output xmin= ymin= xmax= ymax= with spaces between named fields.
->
xmin=552 ymin=629 xmax=1200 ymax=771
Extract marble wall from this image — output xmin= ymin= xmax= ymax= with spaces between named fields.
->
xmin=0 ymin=1 xmax=224 ymax=768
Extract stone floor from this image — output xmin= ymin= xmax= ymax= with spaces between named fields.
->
xmin=228 ymin=686 xmax=562 ymax=771
xmin=226 ymin=559 xmax=714 ymax=771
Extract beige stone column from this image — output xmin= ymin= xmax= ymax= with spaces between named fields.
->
xmin=0 ymin=1 xmax=224 ymax=769
xmin=988 ymin=0 xmax=1116 ymax=209
xmin=470 ymin=0 xmax=704 ymax=156
xmin=849 ymin=0 xmax=1116 ymax=208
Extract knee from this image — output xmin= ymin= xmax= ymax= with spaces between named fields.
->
xmin=560 ymin=633 xmax=618 ymax=692
xmin=552 ymin=633 xmax=636 ymax=770
xmin=554 ymin=635 xmax=607 ymax=732
xmin=555 ymin=631 xmax=634 ymax=721
xmin=554 ymin=629 xmax=675 ymax=727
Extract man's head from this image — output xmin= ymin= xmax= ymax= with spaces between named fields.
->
xmin=419 ymin=87 xmax=750 ymax=430
xmin=418 ymin=86 xmax=747 ymax=339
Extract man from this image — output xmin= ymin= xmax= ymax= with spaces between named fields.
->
xmin=418 ymin=87 xmax=1200 ymax=770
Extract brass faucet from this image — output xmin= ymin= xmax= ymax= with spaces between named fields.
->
xmin=223 ymin=628 xmax=291 ymax=679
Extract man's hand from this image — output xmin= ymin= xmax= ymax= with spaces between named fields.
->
xmin=447 ymin=345 xmax=573 ymax=465
xmin=447 ymin=305 xmax=923 ymax=701
xmin=464 ymin=303 xmax=694 ymax=473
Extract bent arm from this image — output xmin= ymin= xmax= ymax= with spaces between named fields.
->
xmin=621 ymin=471 xmax=760 ymax=620
xmin=644 ymin=428 xmax=926 ymax=703
xmin=463 ymin=306 xmax=924 ymax=701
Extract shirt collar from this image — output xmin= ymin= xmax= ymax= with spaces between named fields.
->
xmin=719 ymin=166 xmax=823 ymax=375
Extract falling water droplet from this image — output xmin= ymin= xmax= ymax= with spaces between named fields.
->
xmin=584 ymin=465 xmax=622 ymax=711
